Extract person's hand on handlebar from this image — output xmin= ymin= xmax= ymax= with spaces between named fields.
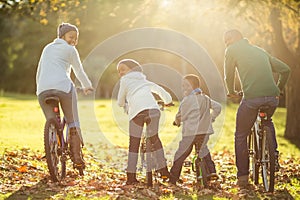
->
xmin=165 ymin=102 xmax=175 ymax=107
xmin=83 ymin=87 xmax=94 ymax=95
xmin=227 ymin=91 xmax=243 ymax=98
xmin=173 ymin=119 xmax=181 ymax=127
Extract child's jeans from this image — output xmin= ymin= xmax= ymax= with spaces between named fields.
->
xmin=127 ymin=109 xmax=168 ymax=173
xmin=170 ymin=134 xmax=215 ymax=183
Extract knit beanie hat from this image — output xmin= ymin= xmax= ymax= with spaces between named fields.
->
xmin=117 ymin=59 xmax=143 ymax=72
xmin=57 ymin=23 xmax=78 ymax=38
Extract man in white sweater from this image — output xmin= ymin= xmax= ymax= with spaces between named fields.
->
xmin=36 ymin=23 xmax=93 ymax=168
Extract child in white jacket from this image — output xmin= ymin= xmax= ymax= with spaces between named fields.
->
xmin=117 ymin=59 xmax=173 ymax=185
xmin=169 ymin=74 xmax=221 ymax=185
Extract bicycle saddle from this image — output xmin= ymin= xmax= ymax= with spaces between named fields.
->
xmin=258 ymin=105 xmax=270 ymax=113
xmin=44 ymin=96 xmax=60 ymax=104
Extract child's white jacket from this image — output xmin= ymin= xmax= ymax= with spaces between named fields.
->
xmin=118 ymin=71 xmax=172 ymax=120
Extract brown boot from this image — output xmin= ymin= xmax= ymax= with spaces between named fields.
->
xmin=69 ymin=127 xmax=85 ymax=168
xmin=126 ymin=172 xmax=139 ymax=185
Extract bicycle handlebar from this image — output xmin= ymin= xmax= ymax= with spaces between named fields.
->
xmin=157 ymin=100 xmax=174 ymax=111
xmin=227 ymin=91 xmax=243 ymax=98
xmin=76 ymin=87 xmax=94 ymax=95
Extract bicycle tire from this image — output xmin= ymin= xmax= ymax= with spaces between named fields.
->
xmin=145 ymin=139 xmax=153 ymax=187
xmin=199 ymin=159 xmax=208 ymax=188
xmin=195 ymin=158 xmax=208 ymax=188
xmin=261 ymin=126 xmax=275 ymax=192
xmin=249 ymin=127 xmax=259 ymax=184
xmin=78 ymin=167 xmax=84 ymax=176
xmin=44 ymin=118 xmax=66 ymax=182
xmin=195 ymin=157 xmax=201 ymax=184
xmin=146 ymin=171 xmax=153 ymax=187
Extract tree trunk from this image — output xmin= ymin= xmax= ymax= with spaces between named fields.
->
xmin=270 ymin=8 xmax=300 ymax=145
xmin=285 ymin=67 xmax=300 ymax=143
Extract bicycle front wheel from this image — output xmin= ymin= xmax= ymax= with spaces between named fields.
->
xmin=44 ymin=118 xmax=66 ymax=182
xmin=261 ymin=126 xmax=275 ymax=192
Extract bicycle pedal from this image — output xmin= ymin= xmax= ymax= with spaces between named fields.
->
xmin=73 ymin=163 xmax=85 ymax=169
xmin=207 ymin=173 xmax=219 ymax=181
xmin=197 ymin=175 xmax=203 ymax=180
xmin=184 ymin=160 xmax=191 ymax=167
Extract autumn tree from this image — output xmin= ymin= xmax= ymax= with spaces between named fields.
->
xmin=221 ymin=0 xmax=300 ymax=144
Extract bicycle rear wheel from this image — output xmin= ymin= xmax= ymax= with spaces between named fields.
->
xmin=249 ymin=128 xmax=259 ymax=184
xmin=145 ymin=139 xmax=153 ymax=187
xmin=44 ymin=118 xmax=66 ymax=182
xmin=199 ymin=159 xmax=208 ymax=187
xmin=261 ymin=126 xmax=275 ymax=192
xmin=195 ymin=158 xmax=208 ymax=188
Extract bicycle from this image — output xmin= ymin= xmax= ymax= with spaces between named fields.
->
xmin=248 ymin=105 xmax=276 ymax=192
xmin=139 ymin=100 xmax=174 ymax=187
xmin=43 ymin=89 xmax=91 ymax=182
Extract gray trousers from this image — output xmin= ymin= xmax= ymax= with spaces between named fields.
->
xmin=38 ymin=85 xmax=80 ymax=128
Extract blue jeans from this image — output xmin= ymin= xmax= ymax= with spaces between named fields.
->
xmin=235 ymin=96 xmax=279 ymax=177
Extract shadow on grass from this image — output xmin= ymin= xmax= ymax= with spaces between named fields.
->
xmin=5 ymin=178 xmax=61 ymax=200
xmin=287 ymin=137 xmax=300 ymax=150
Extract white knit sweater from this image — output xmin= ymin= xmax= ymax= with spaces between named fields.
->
xmin=118 ymin=71 xmax=172 ymax=120
xmin=36 ymin=38 xmax=92 ymax=95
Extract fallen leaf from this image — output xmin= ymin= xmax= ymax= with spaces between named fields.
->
xmin=17 ymin=165 xmax=28 ymax=173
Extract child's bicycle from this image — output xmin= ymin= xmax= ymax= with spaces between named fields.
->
xmin=139 ymin=100 xmax=174 ymax=187
xmin=43 ymin=88 xmax=90 ymax=182
xmin=248 ymin=105 xmax=276 ymax=192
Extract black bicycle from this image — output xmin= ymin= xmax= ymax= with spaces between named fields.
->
xmin=139 ymin=100 xmax=174 ymax=187
xmin=248 ymin=105 xmax=276 ymax=192
xmin=43 ymin=94 xmax=85 ymax=182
